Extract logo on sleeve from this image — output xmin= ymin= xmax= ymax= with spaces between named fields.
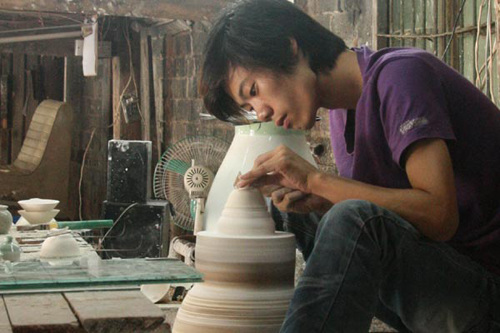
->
xmin=399 ymin=117 xmax=429 ymax=135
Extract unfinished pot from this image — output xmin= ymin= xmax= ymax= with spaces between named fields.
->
xmin=173 ymin=187 xmax=296 ymax=333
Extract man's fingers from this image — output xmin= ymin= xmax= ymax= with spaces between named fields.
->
xmin=237 ymin=174 xmax=280 ymax=189
xmin=271 ymin=187 xmax=294 ymax=203
xmin=286 ymin=190 xmax=308 ymax=202
xmin=260 ymin=185 xmax=282 ymax=197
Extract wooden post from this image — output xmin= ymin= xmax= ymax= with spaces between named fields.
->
xmin=11 ymin=54 xmax=25 ymax=162
xmin=140 ymin=30 xmax=151 ymax=141
xmin=0 ymin=67 xmax=10 ymax=165
xmin=496 ymin=0 xmax=500 ymax=99
xmin=112 ymin=56 xmax=121 ymax=140
xmin=151 ymin=36 xmax=165 ymax=159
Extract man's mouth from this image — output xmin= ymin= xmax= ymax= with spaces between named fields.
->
xmin=276 ymin=115 xmax=286 ymax=127
xmin=283 ymin=118 xmax=291 ymax=129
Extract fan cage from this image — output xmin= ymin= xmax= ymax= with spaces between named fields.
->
xmin=153 ymin=136 xmax=230 ymax=231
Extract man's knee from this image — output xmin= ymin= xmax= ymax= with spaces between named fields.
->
xmin=319 ymin=199 xmax=418 ymax=239
xmin=318 ymin=200 xmax=378 ymax=236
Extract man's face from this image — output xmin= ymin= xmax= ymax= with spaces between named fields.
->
xmin=226 ymin=54 xmax=319 ymax=130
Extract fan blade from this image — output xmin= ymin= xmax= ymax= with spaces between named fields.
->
xmin=166 ymin=159 xmax=190 ymax=175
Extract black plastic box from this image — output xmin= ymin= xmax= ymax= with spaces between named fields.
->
xmin=101 ymin=200 xmax=170 ymax=259
xmin=106 ymin=140 xmax=152 ymax=203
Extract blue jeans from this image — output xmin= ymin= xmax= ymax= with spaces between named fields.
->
xmin=273 ymin=200 xmax=500 ymax=332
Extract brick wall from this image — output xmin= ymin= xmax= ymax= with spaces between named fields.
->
xmin=165 ymin=22 xmax=233 ymax=147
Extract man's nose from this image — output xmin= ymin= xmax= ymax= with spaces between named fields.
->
xmin=256 ymin=107 xmax=273 ymax=122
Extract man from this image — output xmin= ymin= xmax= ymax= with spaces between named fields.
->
xmin=199 ymin=0 xmax=500 ymax=331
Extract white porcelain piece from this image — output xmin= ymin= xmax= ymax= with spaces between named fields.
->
xmin=40 ymin=233 xmax=80 ymax=259
xmin=204 ymin=122 xmax=316 ymax=232
xmin=216 ymin=187 xmax=275 ymax=236
xmin=174 ymin=231 xmax=296 ymax=332
xmin=0 ymin=205 xmax=12 ymax=234
xmin=141 ymin=284 xmax=172 ymax=303
xmin=0 ymin=236 xmax=21 ymax=262
xmin=18 ymin=198 xmax=59 ymax=212
xmin=15 ymin=217 xmax=30 ymax=227
xmin=18 ymin=209 xmax=60 ymax=224
xmin=173 ymin=184 xmax=296 ymax=333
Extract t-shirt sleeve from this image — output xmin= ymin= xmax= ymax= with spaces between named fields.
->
xmin=377 ymin=57 xmax=456 ymax=167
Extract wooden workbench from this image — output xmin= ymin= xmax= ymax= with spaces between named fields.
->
xmin=0 ymin=290 xmax=169 ymax=332
xmin=0 ymin=228 xmax=173 ymax=332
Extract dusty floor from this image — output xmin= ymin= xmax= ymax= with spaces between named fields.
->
xmin=295 ymin=251 xmax=397 ymax=332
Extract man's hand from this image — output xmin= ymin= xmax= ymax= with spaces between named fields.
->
xmin=266 ymin=186 xmax=333 ymax=214
xmin=237 ymin=145 xmax=320 ymax=193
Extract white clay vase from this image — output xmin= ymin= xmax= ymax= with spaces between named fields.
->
xmin=204 ymin=122 xmax=317 ymax=232
xmin=0 ymin=236 xmax=21 ymax=262
xmin=173 ymin=187 xmax=296 ymax=333
xmin=0 ymin=205 xmax=12 ymax=234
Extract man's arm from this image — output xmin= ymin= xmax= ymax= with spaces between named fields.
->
xmin=308 ymin=138 xmax=458 ymax=241
xmin=239 ymin=138 xmax=458 ymax=241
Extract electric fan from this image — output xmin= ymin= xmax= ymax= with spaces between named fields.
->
xmin=153 ymin=136 xmax=230 ymax=232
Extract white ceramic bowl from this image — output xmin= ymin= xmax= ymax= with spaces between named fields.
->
xmin=18 ymin=209 xmax=60 ymax=224
xmin=18 ymin=198 xmax=59 ymax=212
xmin=40 ymin=233 xmax=80 ymax=259
xmin=141 ymin=283 xmax=193 ymax=303
xmin=141 ymin=284 xmax=172 ymax=303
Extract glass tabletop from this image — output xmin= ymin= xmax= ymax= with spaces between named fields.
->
xmin=0 ymin=254 xmax=203 ymax=291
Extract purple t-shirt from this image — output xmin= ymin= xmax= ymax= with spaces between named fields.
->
xmin=329 ymin=46 xmax=500 ymax=275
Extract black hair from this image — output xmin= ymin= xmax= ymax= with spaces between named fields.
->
xmin=199 ymin=0 xmax=347 ymax=122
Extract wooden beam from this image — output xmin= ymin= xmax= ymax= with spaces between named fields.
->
xmin=0 ymin=40 xmax=112 ymax=58
xmin=0 ymin=0 xmax=233 ymax=21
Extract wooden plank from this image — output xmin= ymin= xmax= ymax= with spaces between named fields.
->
xmin=0 ymin=40 xmax=112 ymax=58
xmin=112 ymin=56 xmax=121 ymax=140
xmin=10 ymin=54 xmax=24 ymax=162
xmin=4 ymin=294 xmax=81 ymax=332
xmin=0 ymin=0 xmax=231 ymax=21
xmin=0 ymin=297 xmax=12 ymax=333
xmin=65 ymin=290 xmax=165 ymax=333
xmin=140 ymin=30 xmax=151 ymax=141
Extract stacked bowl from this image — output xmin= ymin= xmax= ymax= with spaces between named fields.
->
xmin=18 ymin=198 xmax=60 ymax=225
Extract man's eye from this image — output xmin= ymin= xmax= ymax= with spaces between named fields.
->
xmin=250 ymin=83 xmax=256 ymax=97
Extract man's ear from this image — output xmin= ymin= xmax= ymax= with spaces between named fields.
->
xmin=290 ymin=38 xmax=298 ymax=56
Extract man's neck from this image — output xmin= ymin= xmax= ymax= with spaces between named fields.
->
xmin=317 ymin=50 xmax=363 ymax=110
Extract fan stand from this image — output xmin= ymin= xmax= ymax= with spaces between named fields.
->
xmin=193 ymin=198 xmax=204 ymax=235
